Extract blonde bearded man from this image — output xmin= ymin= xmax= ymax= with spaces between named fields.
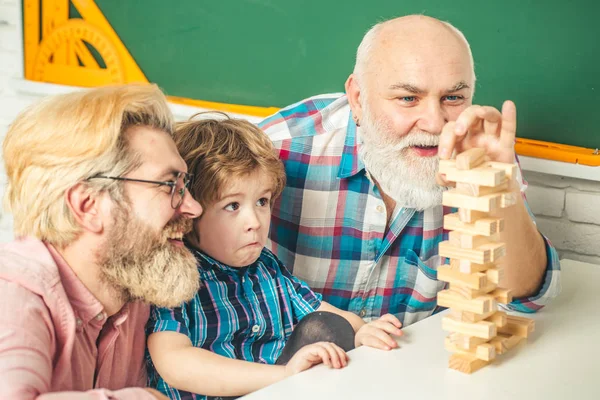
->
xmin=0 ymin=85 xmax=203 ymax=399
xmin=259 ymin=15 xmax=561 ymax=326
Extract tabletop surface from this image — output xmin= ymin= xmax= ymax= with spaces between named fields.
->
xmin=242 ymin=259 xmax=600 ymax=400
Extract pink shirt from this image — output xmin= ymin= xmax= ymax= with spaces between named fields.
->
xmin=0 ymin=237 xmax=155 ymax=399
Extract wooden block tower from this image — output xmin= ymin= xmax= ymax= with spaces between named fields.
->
xmin=437 ymin=148 xmax=535 ymax=374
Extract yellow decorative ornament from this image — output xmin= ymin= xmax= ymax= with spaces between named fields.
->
xmin=23 ymin=0 xmax=279 ymax=117
xmin=25 ymin=0 xmax=147 ymax=86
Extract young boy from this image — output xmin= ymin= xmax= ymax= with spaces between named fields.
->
xmin=146 ymin=115 xmax=403 ymax=399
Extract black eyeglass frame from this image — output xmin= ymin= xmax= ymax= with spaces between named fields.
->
xmin=88 ymin=171 xmax=193 ymax=209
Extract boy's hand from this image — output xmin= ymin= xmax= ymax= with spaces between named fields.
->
xmin=285 ymin=342 xmax=348 ymax=376
xmin=354 ymin=313 xmax=403 ymax=350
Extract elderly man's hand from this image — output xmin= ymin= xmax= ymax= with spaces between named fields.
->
xmin=438 ymin=100 xmax=517 ymax=165
xmin=354 ymin=314 xmax=403 ymax=350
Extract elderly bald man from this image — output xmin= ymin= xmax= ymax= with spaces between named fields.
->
xmin=259 ymin=15 xmax=560 ymax=327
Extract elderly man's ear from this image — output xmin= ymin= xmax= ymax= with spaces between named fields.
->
xmin=65 ymin=183 xmax=110 ymax=234
xmin=345 ymin=74 xmax=363 ymax=127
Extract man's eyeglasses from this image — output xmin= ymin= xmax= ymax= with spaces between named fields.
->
xmin=89 ymin=171 xmax=193 ymax=209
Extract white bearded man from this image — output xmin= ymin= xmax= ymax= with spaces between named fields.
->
xmin=258 ymin=15 xmax=561 ymax=326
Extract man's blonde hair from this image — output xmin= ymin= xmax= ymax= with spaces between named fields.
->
xmin=175 ymin=113 xmax=286 ymax=208
xmin=3 ymin=84 xmax=174 ymax=247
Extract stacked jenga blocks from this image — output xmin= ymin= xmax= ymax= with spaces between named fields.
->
xmin=437 ymin=148 xmax=535 ymax=374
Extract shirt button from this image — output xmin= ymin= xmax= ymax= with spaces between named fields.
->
xmin=359 ymin=309 xmax=366 ymax=318
xmin=76 ymin=318 xmax=83 ymax=327
xmin=251 ymin=324 xmax=260 ymax=333
xmin=376 ymin=205 xmax=384 ymax=213
xmin=95 ymin=313 xmax=105 ymax=321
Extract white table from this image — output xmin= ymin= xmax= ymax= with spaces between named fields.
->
xmin=243 ymin=259 xmax=600 ymax=399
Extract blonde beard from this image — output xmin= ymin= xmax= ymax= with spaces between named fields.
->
xmin=98 ymin=205 xmax=200 ymax=308
xmin=358 ymin=107 xmax=446 ymax=211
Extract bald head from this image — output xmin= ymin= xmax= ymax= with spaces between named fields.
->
xmin=353 ymin=15 xmax=475 ymax=89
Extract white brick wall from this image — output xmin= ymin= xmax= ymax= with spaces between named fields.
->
xmin=0 ymin=0 xmax=25 ymax=243
xmin=1 ymin=1 xmax=599 ymax=267
xmin=525 ymin=185 xmax=565 ymax=218
xmin=524 ymin=171 xmax=600 ymax=264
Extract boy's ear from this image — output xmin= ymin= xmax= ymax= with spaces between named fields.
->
xmin=65 ymin=183 xmax=106 ymax=234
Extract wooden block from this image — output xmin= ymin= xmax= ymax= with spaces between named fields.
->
xmin=489 ymin=333 xmax=523 ymax=355
xmin=447 ymin=230 xmax=459 ymax=246
xmin=439 ymin=241 xmax=504 ymax=264
xmin=485 ymin=311 xmax=507 ymax=328
xmin=450 ymin=282 xmax=497 ymax=299
xmin=438 ymin=265 xmax=487 ymax=290
xmin=443 ymin=190 xmax=501 ymax=212
xmin=475 ymin=343 xmax=496 ymax=361
xmin=501 ymin=191 xmax=518 ymax=208
xmin=484 ymin=161 xmax=517 ymax=180
xmin=439 ymin=241 xmax=490 ymax=264
xmin=443 ymin=189 xmax=515 ymax=212
xmin=449 ymin=308 xmax=497 ymax=323
xmin=498 ymin=315 xmax=535 ymax=338
xmin=456 ymin=148 xmax=486 ymax=170
xmin=489 ymin=335 xmax=507 ymax=355
xmin=491 ymin=288 xmax=513 ymax=304
xmin=444 ymin=213 xmax=504 ymax=236
xmin=442 ymin=166 xmax=506 ymax=187
xmin=439 ymin=159 xmax=457 ymax=174
xmin=445 ymin=336 xmax=467 ymax=352
xmin=456 ymin=179 xmax=509 ymax=197
xmin=448 ymin=230 xmax=460 ymax=246
xmin=506 ymin=315 xmax=535 ymax=331
xmin=449 ymin=353 xmax=490 ymax=374
xmin=501 ymin=333 xmax=524 ymax=351
xmin=458 ymin=208 xmax=488 ymax=223
xmin=447 ymin=332 xmax=489 ymax=350
xmin=437 ymin=289 xmax=496 ymax=314
xmin=448 ymin=230 xmax=497 ymax=249
xmin=452 ymin=258 xmax=496 ymax=274
xmin=444 ymin=338 xmax=496 ymax=361
xmin=477 ymin=242 xmax=506 ymax=262
xmin=442 ymin=316 xmax=497 ymax=339
xmin=485 ymin=268 xmax=504 ymax=284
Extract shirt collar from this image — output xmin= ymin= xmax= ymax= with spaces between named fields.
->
xmin=46 ymin=243 xmax=106 ymax=326
xmin=337 ymin=110 xmax=366 ymax=179
xmin=186 ymin=242 xmax=248 ymax=275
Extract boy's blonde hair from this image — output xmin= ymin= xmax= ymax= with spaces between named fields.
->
xmin=175 ymin=113 xmax=286 ymax=208
xmin=3 ymin=84 xmax=174 ymax=247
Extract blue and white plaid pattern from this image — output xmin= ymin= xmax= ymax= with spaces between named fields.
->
xmin=259 ymin=93 xmax=561 ymax=326
xmin=146 ymin=246 xmax=322 ymax=400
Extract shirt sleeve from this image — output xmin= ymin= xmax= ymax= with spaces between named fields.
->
xmin=275 ymin=256 xmax=322 ymax=324
xmin=503 ymin=158 xmax=562 ymax=313
xmin=0 ymin=280 xmax=155 ymax=400
xmin=146 ymin=302 xmax=191 ymax=337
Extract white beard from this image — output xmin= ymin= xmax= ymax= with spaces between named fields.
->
xmin=358 ymin=105 xmax=447 ymax=211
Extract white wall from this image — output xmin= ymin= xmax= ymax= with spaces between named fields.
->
xmin=1 ymin=0 xmax=599 ymax=264
xmin=525 ymin=172 xmax=600 ymax=264
xmin=0 ymin=0 xmax=25 ymax=243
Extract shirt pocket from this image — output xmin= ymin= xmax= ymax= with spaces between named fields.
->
xmin=401 ymin=249 xmax=446 ymax=315
xmin=251 ymin=277 xmax=287 ymax=342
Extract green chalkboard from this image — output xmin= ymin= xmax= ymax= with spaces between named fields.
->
xmin=82 ymin=1 xmax=599 ymax=148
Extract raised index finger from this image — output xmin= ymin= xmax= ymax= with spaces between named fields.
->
xmin=500 ymin=100 xmax=517 ymax=148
